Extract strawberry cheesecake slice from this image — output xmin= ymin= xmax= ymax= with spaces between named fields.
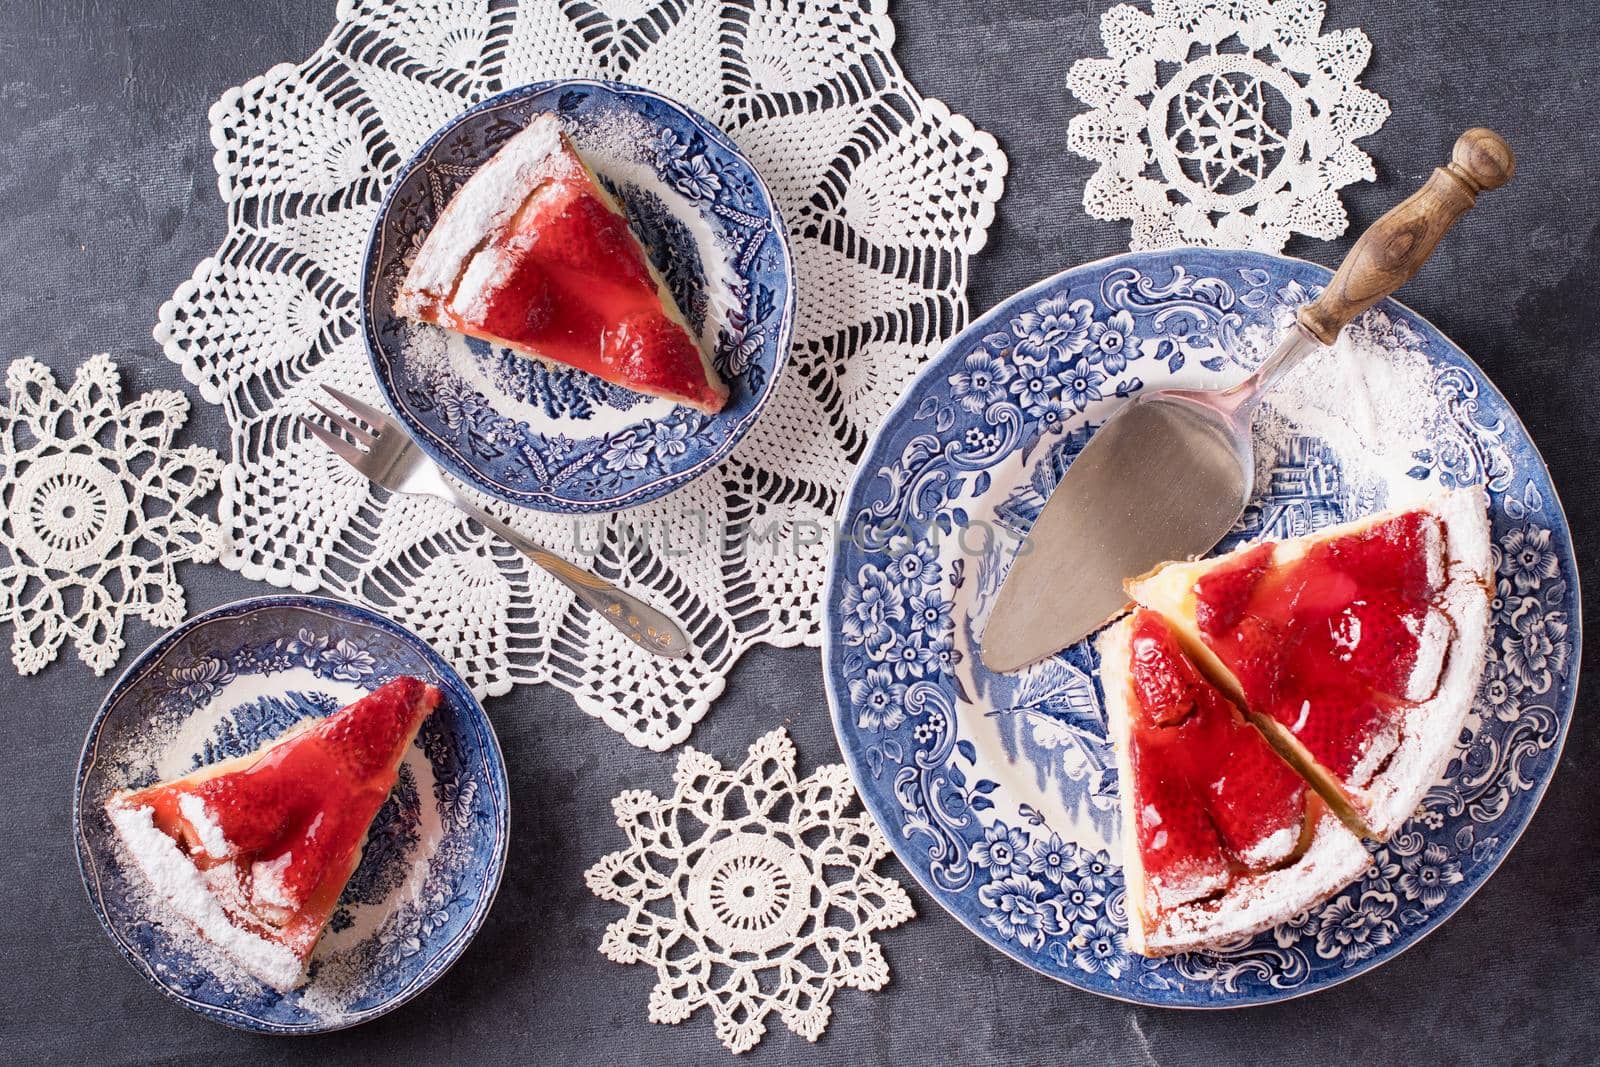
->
xmin=1099 ymin=610 xmax=1369 ymax=956
xmin=394 ymin=113 xmax=728 ymax=414
xmin=1127 ymin=490 xmax=1492 ymax=841
xmin=106 ymin=676 xmax=441 ymax=990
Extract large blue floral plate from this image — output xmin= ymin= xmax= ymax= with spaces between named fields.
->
xmin=75 ymin=595 xmax=510 ymax=1032
xmin=363 ymin=79 xmax=793 ymax=513
xmin=823 ymin=249 xmax=1580 ymax=1007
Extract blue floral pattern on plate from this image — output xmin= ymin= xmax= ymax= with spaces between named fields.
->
xmin=823 ymin=249 xmax=1580 ymax=1007
xmin=74 ymin=596 xmax=510 ymax=1032
xmin=362 ymin=79 xmax=793 ymax=513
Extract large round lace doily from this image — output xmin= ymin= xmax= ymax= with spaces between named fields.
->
xmin=155 ymin=1 xmax=1007 ymax=749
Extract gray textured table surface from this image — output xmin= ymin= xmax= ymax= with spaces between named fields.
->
xmin=3 ymin=2 xmax=1596 ymax=1064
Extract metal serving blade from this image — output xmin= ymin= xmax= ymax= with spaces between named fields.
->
xmin=978 ymin=127 xmax=1515 ymax=673
xmin=978 ymin=389 xmax=1257 ymax=673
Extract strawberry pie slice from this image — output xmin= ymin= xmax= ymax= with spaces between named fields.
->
xmin=106 ymin=676 xmax=441 ymax=990
xmin=1126 ymin=490 xmax=1492 ymax=841
xmin=1099 ymin=610 xmax=1369 ymax=956
xmin=394 ymin=113 xmax=729 ymax=414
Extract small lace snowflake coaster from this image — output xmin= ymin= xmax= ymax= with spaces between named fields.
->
xmin=0 ymin=355 xmax=224 ymax=674
xmin=585 ymin=728 xmax=914 ymax=1055
xmin=1066 ymin=0 xmax=1390 ymax=251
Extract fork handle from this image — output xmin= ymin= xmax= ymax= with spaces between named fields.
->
xmin=451 ymin=496 xmax=690 ymax=659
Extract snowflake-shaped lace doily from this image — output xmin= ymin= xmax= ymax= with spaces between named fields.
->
xmin=585 ymin=727 xmax=914 ymax=1054
xmin=1 ymin=356 xmax=223 ymax=675
xmin=1066 ymin=0 xmax=1389 ymax=251
xmin=154 ymin=0 xmax=1007 ymax=750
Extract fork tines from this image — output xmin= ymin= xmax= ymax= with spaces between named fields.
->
xmin=300 ymin=414 xmax=365 ymax=463
xmin=320 ymin=384 xmax=390 ymax=430
xmin=303 ymin=384 xmax=394 ymax=460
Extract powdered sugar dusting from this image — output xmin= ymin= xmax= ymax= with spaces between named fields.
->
xmin=397 ymin=113 xmax=569 ymax=311
xmin=1146 ymin=812 xmax=1370 ymax=953
xmin=1404 ymin=610 xmax=1453 ymax=703
xmin=177 ymin=793 xmax=229 ymax=859
xmin=252 ymin=851 xmax=296 ymax=910
xmin=1252 ymin=313 xmax=1448 ymax=514
xmin=1148 ymin=861 xmax=1230 ymax=911
xmin=1237 ymin=824 xmax=1298 ymax=868
xmin=1344 ymin=717 xmax=1401 ymax=791
xmin=450 ymin=242 xmax=518 ymax=324
xmin=108 ymin=802 xmax=307 ymax=991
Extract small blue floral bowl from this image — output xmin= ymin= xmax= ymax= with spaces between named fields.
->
xmin=362 ymin=79 xmax=794 ymax=513
xmin=74 ymin=595 xmax=510 ymax=1033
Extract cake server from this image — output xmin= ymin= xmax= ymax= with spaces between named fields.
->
xmin=981 ymin=128 xmax=1514 ymax=673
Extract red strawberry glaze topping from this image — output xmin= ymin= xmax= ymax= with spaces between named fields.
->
xmin=1190 ymin=514 xmax=1441 ymax=780
xmin=442 ymin=180 xmax=725 ymax=412
xmin=600 ymin=309 xmax=723 ymax=410
xmin=1193 ymin=543 xmax=1272 ymax=639
xmin=1124 ymin=612 xmax=1309 ymax=900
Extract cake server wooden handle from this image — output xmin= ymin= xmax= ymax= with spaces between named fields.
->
xmin=1297 ymin=128 xmax=1515 ymax=344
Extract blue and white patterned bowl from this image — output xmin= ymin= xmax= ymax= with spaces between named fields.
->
xmin=74 ymin=595 xmax=510 ymax=1032
xmin=362 ymin=79 xmax=794 ymax=513
xmin=824 ymin=249 xmax=1581 ymax=1007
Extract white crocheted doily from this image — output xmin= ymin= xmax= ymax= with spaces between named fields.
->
xmin=585 ymin=727 xmax=914 ymax=1054
xmin=155 ymin=0 xmax=1007 ymax=750
xmin=1066 ymin=0 xmax=1389 ymax=251
xmin=0 ymin=355 xmax=223 ymax=675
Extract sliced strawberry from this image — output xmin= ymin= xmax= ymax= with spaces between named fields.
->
xmin=526 ymin=190 xmax=653 ymax=290
xmin=1122 ymin=610 xmax=1316 ymax=894
xmin=1184 ymin=511 xmax=1445 ymax=798
xmin=1321 ymin=512 xmax=1439 ymax=600
xmin=187 ymin=768 xmax=301 ymax=858
xmin=1277 ymin=560 xmax=1362 ymax=622
xmin=1128 ymin=733 xmax=1230 ymax=899
xmin=600 ymin=310 xmax=717 ymax=408
xmin=1128 ymin=613 xmax=1308 ymax=875
xmin=1314 ymin=595 xmax=1424 ymax=697
xmin=1194 ymin=543 xmax=1273 ymax=638
xmin=318 ymin=675 xmax=435 ymax=778
xmin=1128 ymin=612 xmax=1201 ymax=726
xmin=1214 ymin=613 xmax=1284 ymax=709
xmin=1270 ymin=685 xmax=1398 ymax=780
xmin=1204 ymin=720 xmax=1308 ymax=870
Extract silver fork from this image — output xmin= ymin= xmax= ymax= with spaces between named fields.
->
xmin=302 ymin=384 xmax=689 ymax=659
